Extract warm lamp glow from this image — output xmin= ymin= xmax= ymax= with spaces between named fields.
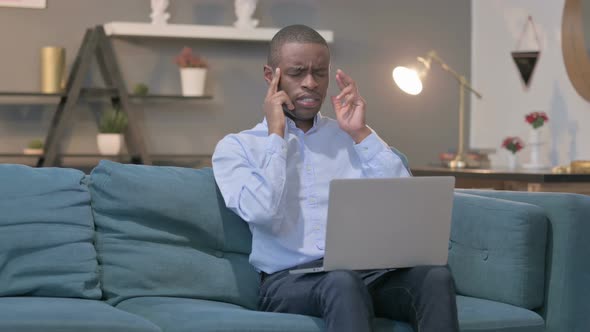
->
xmin=392 ymin=51 xmax=483 ymax=169
xmin=392 ymin=66 xmax=423 ymax=95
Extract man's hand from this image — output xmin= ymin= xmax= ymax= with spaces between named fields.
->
xmin=331 ymin=69 xmax=371 ymax=144
xmin=264 ymin=68 xmax=294 ymax=137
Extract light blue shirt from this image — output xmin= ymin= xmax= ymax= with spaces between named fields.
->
xmin=212 ymin=113 xmax=411 ymax=274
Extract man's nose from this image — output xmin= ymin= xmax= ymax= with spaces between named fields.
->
xmin=302 ymin=73 xmax=318 ymax=90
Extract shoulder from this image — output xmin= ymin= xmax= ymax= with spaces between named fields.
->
xmin=214 ymin=121 xmax=268 ymax=153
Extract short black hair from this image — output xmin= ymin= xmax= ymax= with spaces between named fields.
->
xmin=267 ymin=24 xmax=329 ymax=67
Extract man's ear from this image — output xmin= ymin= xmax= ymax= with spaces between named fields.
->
xmin=263 ymin=65 xmax=274 ymax=85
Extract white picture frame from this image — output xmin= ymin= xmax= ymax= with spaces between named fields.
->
xmin=0 ymin=0 xmax=46 ymax=9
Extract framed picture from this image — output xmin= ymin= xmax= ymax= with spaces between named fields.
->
xmin=0 ymin=0 xmax=46 ymax=9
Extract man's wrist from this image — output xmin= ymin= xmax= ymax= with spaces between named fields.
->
xmin=350 ymin=126 xmax=371 ymax=144
xmin=268 ymin=125 xmax=285 ymax=138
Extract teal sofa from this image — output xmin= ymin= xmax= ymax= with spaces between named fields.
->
xmin=0 ymin=160 xmax=588 ymax=332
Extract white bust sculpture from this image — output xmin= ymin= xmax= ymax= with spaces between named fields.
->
xmin=234 ymin=0 xmax=259 ymax=29
xmin=150 ymin=0 xmax=171 ymax=25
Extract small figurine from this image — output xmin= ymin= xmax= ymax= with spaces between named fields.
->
xmin=150 ymin=0 xmax=171 ymax=25
xmin=234 ymin=0 xmax=259 ymax=29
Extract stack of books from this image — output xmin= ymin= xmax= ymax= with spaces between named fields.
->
xmin=439 ymin=149 xmax=495 ymax=169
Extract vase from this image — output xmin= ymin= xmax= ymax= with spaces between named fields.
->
xmin=180 ymin=68 xmax=207 ymax=96
xmin=97 ymin=133 xmax=123 ymax=155
xmin=523 ymin=128 xmax=546 ymax=169
xmin=41 ymin=46 xmax=66 ymax=93
xmin=507 ymin=153 xmax=518 ymax=170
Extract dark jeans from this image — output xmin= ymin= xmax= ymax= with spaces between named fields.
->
xmin=259 ymin=262 xmax=459 ymax=332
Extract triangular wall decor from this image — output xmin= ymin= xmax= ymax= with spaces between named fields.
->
xmin=512 ymin=16 xmax=542 ymax=88
xmin=511 ymin=51 xmax=540 ymax=87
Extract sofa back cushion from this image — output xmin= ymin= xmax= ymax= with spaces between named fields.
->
xmin=0 ymin=165 xmax=101 ymax=299
xmin=449 ymin=193 xmax=548 ymax=309
xmin=89 ymin=160 xmax=259 ymax=308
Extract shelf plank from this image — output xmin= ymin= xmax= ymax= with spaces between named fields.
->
xmin=0 ymin=90 xmax=213 ymax=101
xmin=0 ymin=92 xmax=63 ymax=97
xmin=0 ymin=153 xmax=42 ymax=158
xmin=103 ymin=22 xmax=334 ymax=43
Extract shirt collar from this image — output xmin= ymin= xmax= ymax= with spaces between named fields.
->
xmin=263 ymin=112 xmax=324 ymax=134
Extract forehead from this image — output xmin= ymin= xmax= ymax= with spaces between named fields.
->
xmin=278 ymin=42 xmax=330 ymax=67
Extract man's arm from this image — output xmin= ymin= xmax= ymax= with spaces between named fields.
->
xmin=331 ymin=69 xmax=410 ymax=178
xmin=212 ymin=134 xmax=287 ymax=225
xmin=213 ymin=67 xmax=292 ymax=225
xmin=353 ymin=131 xmax=411 ymax=178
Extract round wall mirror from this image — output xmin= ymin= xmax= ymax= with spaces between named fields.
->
xmin=562 ymin=0 xmax=590 ymax=102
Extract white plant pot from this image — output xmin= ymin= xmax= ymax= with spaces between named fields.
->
xmin=180 ymin=67 xmax=207 ymax=96
xmin=23 ymin=148 xmax=43 ymax=155
xmin=97 ymin=133 xmax=123 ymax=155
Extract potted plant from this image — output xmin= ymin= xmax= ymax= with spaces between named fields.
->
xmin=501 ymin=136 xmax=524 ymax=170
xmin=97 ymin=108 xmax=128 ymax=155
xmin=24 ymin=139 xmax=44 ymax=155
xmin=174 ymin=46 xmax=208 ymax=96
xmin=525 ymin=111 xmax=549 ymax=130
xmin=133 ymin=83 xmax=149 ymax=96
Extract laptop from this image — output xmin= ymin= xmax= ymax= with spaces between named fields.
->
xmin=290 ymin=176 xmax=455 ymax=274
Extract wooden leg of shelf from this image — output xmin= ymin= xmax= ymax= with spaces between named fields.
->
xmin=95 ymin=26 xmax=151 ymax=165
xmin=42 ymin=28 xmax=100 ymax=167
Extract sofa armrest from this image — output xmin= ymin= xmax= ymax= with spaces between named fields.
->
xmin=457 ymin=189 xmax=590 ymax=332
xmin=449 ymin=193 xmax=548 ymax=309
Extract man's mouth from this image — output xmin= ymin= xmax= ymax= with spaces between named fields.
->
xmin=296 ymin=96 xmax=321 ymax=108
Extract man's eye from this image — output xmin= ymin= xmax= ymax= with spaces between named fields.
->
xmin=315 ymin=71 xmax=327 ymax=77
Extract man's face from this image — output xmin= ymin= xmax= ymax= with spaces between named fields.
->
xmin=267 ymin=42 xmax=330 ymax=121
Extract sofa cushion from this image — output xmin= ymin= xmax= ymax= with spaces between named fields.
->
xmin=89 ymin=160 xmax=259 ymax=308
xmin=457 ymin=190 xmax=590 ymax=332
xmin=457 ymin=296 xmax=545 ymax=332
xmin=449 ymin=193 xmax=547 ymax=309
xmin=116 ymin=297 xmax=412 ymax=332
xmin=0 ymin=165 xmax=100 ymax=299
xmin=0 ymin=297 xmax=161 ymax=332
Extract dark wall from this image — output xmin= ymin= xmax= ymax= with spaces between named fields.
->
xmin=0 ymin=0 xmax=471 ymax=166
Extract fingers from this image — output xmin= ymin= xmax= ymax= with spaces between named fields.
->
xmin=335 ymin=69 xmax=358 ymax=107
xmin=277 ymin=91 xmax=295 ymax=110
xmin=267 ymin=90 xmax=294 ymax=110
xmin=343 ymin=93 xmax=355 ymax=107
xmin=264 ymin=67 xmax=294 ymax=114
xmin=336 ymin=85 xmax=354 ymax=101
xmin=267 ymin=67 xmax=280 ymax=98
xmin=330 ymin=96 xmax=342 ymax=113
xmin=336 ymin=69 xmax=354 ymax=90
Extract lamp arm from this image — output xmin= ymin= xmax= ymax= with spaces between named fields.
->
xmin=423 ymin=51 xmax=483 ymax=169
xmin=427 ymin=51 xmax=483 ymax=99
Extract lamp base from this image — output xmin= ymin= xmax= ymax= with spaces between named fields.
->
xmin=448 ymin=157 xmax=467 ymax=169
